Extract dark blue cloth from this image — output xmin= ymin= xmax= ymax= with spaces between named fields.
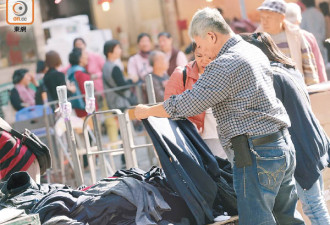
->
xmin=0 ymin=172 xmax=68 ymax=213
xmin=1 ymin=169 xmax=194 ymax=225
xmin=142 ymin=117 xmax=237 ymax=225
xmin=272 ymin=62 xmax=330 ymax=190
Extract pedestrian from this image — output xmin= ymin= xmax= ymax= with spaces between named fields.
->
xmin=158 ymin=32 xmax=188 ymax=76
xmin=10 ymin=69 xmax=36 ymax=111
xmin=241 ymin=31 xmax=330 ymax=225
xmin=43 ymin=51 xmax=76 ymax=103
xmin=148 ymin=50 xmax=169 ymax=102
xmin=72 ymin=38 xmax=106 ymax=96
xmin=67 ymin=48 xmax=92 ymax=118
xmin=301 ymin=0 xmax=327 ymax=63
xmin=102 ymin=39 xmax=133 ymax=147
xmin=127 ymin=33 xmax=153 ymax=83
xmin=164 ymin=42 xmax=231 ymax=160
xmin=103 ymin=39 xmax=135 ymax=111
xmin=135 ymin=7 xmax=304 ymax=225
xmin=285 ymin=2 xmax=328 ymax=82
xmin=257 ymin=0 xmax=319 ymax=85
xmin=319 ymin=1 xmax=330 ymax=64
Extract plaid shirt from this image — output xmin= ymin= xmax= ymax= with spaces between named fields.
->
xmin=163 ymin=35 xmax=290 ymax=150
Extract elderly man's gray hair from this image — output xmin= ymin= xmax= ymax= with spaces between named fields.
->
xmin=189 ymin=7 xmax=232 ymax=39
xmin=149 ymin=50 xmax=165 ymax=67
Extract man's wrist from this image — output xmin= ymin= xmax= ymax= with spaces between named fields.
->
xmin=145 ymin=107 xmax=151 ymax=118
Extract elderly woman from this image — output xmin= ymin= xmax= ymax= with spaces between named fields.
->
xmin=164 ymin=43 xmax=230 ymax=160
xmin=10 ymin=69 xmax=37 ymax=111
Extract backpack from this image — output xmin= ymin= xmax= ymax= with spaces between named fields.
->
xmin=0 ymin=126 xmax=51 ymax=175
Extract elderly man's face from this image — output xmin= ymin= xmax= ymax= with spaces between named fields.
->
xmin=193 ymin=35 xmax=219 ymax=60
xmin=154 ymin=53 xmax=169 ymax=73
xmin=259 ymin=10 xmax=285 ymax=34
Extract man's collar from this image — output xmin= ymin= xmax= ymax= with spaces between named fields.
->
xmin=217 ymin=35 xmax=242 ymax=58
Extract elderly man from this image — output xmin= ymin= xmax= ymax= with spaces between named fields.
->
xmin=148 ymin=50 xmax=169 ymax=102
xmin=257 ymin=0 xmax=318 ymax=86
xmin=285 ymin=2 xmax=328 ymax=83
xmin=135 ymin=7 xmax=304 ymax=225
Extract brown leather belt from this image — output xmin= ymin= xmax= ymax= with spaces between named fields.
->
xmin=251 ymin=129 xmax=288 ymax=146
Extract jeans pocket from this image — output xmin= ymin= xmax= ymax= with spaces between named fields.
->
xmin=256 ymin=152 xmax=287 ymax=191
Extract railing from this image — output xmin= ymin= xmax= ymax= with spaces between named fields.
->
xmin=40 ymin=75 xmax=157 ymax=186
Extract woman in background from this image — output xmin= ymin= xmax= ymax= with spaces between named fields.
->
xmin=10 ymin=69 xmax=37 ymax=111
xmin=43 ymin=51 xmax=76 ymax=103
xmin=164 ymin=43 xmax=231 ymax=161
xmin=241 ymin=32 xmax=330 ymax=224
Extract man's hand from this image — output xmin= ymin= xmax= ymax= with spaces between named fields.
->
xmin=134 ymin=104 xmax=150 ymax=120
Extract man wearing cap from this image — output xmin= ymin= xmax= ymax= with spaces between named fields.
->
xmin=135 ymin=7 xmax=305 ymax=225
xmin=257 ymin=0 xmax=319 ymax=86
xmin=286 ymin=2 xmax=328 ymax=83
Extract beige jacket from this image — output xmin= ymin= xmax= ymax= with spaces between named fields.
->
xmin=256 ymin=21 xmax=319 ymax=85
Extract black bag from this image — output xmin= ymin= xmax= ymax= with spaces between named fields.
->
xmin=0 ymin=126 xmax=51 ymax=175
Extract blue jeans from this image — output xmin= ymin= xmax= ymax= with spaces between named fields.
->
xmin=233 ymin=131 xmax=305 ymax=225
xmin=296 ymin=175 xmax=330 ymax=225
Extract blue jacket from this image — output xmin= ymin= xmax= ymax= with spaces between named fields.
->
xmin=143 ymin=117 xmax=237 ymax=224
xmin=272 ymin=62 xmax=329 ymax=190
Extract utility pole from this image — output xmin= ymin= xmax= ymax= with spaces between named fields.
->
xmin=160 ymin=0 xmax=181 ymax=48
xmin=239 ymin=0 xmax=247 ymax=19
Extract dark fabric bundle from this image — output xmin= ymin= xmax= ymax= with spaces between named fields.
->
xmin=142 ymin=117 xmax=238 ymax=224
xmin=113 ymin=166 xmax=195 ymax=224
xmin=0 ymin=171 xmax=69 ymax=213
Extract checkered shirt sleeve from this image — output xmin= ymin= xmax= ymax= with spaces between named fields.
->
xmin=163 ymin=35 xmax=290 ymax=149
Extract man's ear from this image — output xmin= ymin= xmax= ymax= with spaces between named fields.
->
xmin=207 ymin=32 xmax=217 ymax=44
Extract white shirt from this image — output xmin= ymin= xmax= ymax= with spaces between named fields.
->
xmin=201 ymin=108 xmax=219 ymax=139
xmin=127 ymin=53 xmax=153 ymax=82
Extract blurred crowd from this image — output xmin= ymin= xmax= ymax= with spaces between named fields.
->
xmin=7 ymin=0 xmax=330 ymax=160
xmin=3 ymin=0 xmax=330 ymax=223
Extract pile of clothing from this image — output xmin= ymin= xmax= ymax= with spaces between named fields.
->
xmin=0 ymin=167 xmax=193 ymax=225
xmin=0 ymin=117 xmax=237 ymax=225
xmin=143 ymin=117 xmax=237 ymax=224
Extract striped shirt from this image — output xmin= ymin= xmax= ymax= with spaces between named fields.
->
xmin=0 ymin=131 xmax=35 ymax=181
xmin=163 ymin=35 xmax=290 ymax=150
xmin=270 ymin=31 xmax=318 ymax=85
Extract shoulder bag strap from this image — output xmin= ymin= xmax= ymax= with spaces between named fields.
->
xmin=183 ymin=66 xmax=187 ymax=88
